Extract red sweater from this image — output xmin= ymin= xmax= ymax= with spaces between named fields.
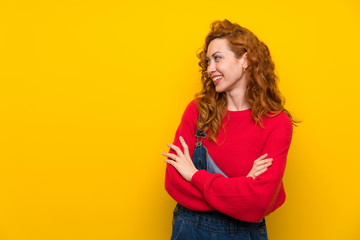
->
xmin=165 ymin=100 xmax=293 ymax=223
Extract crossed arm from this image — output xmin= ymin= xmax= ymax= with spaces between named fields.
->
xmin=163 ymin=101 xmax=293 ymax=222
xmin=163 ymin=136 xmax=273 ymax=213
xmin=163 ymin=136 xmax=272 ymax=182
xmin=163 ymin=108 xmax=292 ymax=222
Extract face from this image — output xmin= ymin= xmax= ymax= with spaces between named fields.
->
xmin=206 ymin=38 xmax=248 ymax=93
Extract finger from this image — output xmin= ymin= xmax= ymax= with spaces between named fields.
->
xmin=255 ymin=162 xmax=271 ymax=171
xmin=162 ymin=152 xmax=178 ymax=160
xmin=256 ymin=160 xmax=274 ymax=171
xmin=255 ymin=159 xmax=266 ymax=165
xmin=166 ymin=143 xmax=184 ymax=156
xmin=266 ymin=162 xmax=272 ymax=168
xmin=255 ymin=158 xmax=273 ymax=166
xmin=164 ymin=158 xmax=176 ymax=166
xmin=179 ymin=136 xmax=190 ymax=156
xmin=254 ymin=153 xmax=268 ymax=163
xmin=254 ymin=168 xmax=268 ymax=177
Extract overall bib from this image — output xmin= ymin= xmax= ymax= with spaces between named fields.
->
xmin=171 ymin=126 xmax=269 ymax=240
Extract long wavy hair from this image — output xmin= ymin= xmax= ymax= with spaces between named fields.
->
xmin=195 ymin=19 xmax=299 ymax=143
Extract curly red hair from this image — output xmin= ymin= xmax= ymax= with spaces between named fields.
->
xmin=195 ymin=19 xmax=299 ymax=143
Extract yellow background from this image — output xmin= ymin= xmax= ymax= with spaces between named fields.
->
xmin=0 ymin=0 xmax=359 ymax=239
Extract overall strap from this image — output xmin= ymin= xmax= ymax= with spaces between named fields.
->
xmin=195 ymin=113 xmax=207 ymax=147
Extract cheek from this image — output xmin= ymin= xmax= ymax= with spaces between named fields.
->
xmin=220 ymin=65 xmax=236 ymax=78
xmin=217 ymin=63 xmax=226 ymax=74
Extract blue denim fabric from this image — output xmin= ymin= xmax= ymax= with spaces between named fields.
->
xmin=171 ymin=204 xmax=268 ymax=240
xmin=193 ymin=128 xmax=228 ymax=177
xmin=170 ymin=126 xmax=268 ymax=240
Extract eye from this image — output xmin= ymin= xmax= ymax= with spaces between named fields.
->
xmin=205 ymin=59 xmax=210 ymax=64
xmin=214 ymin=56 xmax=221 ymax=61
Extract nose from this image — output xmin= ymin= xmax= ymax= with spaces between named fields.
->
xmin=207 ymin=60 xmax=216 ymax=76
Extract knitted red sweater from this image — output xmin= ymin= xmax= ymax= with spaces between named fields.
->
xmin=165 ymin=100 xmax=293 ymax=223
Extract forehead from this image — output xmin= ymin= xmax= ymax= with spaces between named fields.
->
xmin=206 ymin=38 xmax=231 ymax=57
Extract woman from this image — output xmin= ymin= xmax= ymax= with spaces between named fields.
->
xmin=162 ymin=19 xmax=297 ymax=240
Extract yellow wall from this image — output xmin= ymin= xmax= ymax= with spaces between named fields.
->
xmin=0 ymin=0 xmax=359 ymax=239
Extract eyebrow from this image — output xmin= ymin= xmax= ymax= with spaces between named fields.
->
xmin=206 ymin=51 xmax=221 ymax=59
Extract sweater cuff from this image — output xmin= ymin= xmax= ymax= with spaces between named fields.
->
xmin=191 ymin=170 xmax=213 ymax=192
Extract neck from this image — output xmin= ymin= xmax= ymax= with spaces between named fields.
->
xmin=227 ymin=93 xmax=249 ymax=111
xmin=226 ymin=81 xmax=249 ymax=111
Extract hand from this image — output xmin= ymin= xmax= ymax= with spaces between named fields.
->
xmin=246 ymin=153 xmax=273 ymax=179
xmin=162 ymin=136 xmax=198 ymax=182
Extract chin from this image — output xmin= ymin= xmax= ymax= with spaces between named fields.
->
xmin=215 ymin=86 xmax=226 ymax=93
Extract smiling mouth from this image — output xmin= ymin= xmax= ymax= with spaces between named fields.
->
xmin=213 ymin=76 xmax=223 ymax=84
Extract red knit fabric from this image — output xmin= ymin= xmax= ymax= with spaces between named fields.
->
xmin=165 ymin=100 xmax=293 ymax=222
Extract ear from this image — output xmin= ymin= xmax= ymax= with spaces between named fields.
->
xmin=239 ymin=52 xmax=248 ymax=69
xmin=241 ymin=52 xmax=248 ymax=68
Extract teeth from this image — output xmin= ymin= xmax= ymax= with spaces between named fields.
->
xmin=213 ymin=76 xmax=222 ymax=81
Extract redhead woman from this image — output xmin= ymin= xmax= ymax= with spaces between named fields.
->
xmin=162 ymin=19 xmax=297 ymax=240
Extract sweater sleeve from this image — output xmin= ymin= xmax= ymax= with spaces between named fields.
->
xmin=164 ymin=100 xmax=214 ymax=211
xmin=190 ymin=113 xmax=293 ymax=222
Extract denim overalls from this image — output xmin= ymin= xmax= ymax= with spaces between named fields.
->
xmin=171 ymin=125 xmax=268 ymax=240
